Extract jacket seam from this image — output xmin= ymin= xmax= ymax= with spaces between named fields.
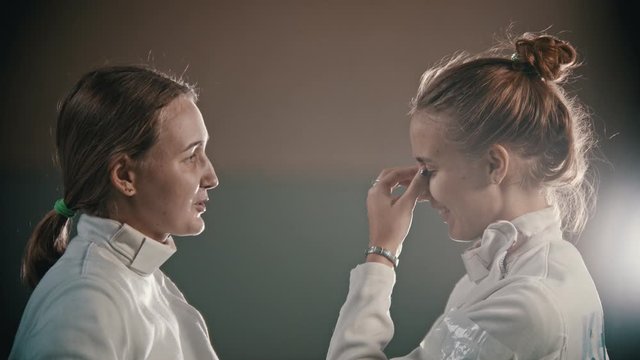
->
xmin=80 ymin=242 xmax=94 ymax=276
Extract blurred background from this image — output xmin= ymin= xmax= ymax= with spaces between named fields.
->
xmin=1 ymin=0 xmax=638 ymax=358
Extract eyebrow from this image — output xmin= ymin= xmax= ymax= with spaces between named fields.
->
xmin=182 ymin=136 xmax=209 ymax=153
xmin=415 ymin=156 xmax=435 ymax=164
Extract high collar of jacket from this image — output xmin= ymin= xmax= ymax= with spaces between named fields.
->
xmin=461 ymin=207 xmax=561 ymax=283
xmin=76 ymin=214 xmax=177 ymax=276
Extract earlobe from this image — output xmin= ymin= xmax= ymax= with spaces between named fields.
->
xmin=110 ymin=155 xmax=137 ymax=196
xmin=488 ymin=144 xmax=509 ymax=185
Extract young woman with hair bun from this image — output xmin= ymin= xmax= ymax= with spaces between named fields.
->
xmin=328 ymin=33 xmax=608 ymax=359
xmin=11 ymin=66 xmax=220 ymax=359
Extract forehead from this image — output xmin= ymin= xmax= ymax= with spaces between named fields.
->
xmin=409 ymin=111 xmax=451 ymax=161
xmin=156 ymin=96 xmax=207 ymax=147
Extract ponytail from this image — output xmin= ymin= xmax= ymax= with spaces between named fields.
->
xmin=21 ymin=210 xmax=72 ymax=288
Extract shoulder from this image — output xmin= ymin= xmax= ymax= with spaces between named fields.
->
xmin=18 ymin=241 xmax=145 ymax=338
xmin=38 ymin=240 xmax=138 ymax=301
xmin=23 ymin=272 xmax=132 ymax=328
xmin=513 ymin=237 xmax=602 ymax=313
xmin=545 ymin=239 xmax=590 ymax=277
xmin=11 ymin=275 xmax=132 ymax=359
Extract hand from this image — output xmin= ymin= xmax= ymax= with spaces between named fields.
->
xmin=366 ymin=166 xmax=429 ymax=264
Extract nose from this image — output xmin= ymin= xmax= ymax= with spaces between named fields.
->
xmin=201 ymin=156 xmax=219 ymax=190
xmin=419 ymin=186 xmax=433 ymax=203
xmin=417 ymin=171 xmax=433 ymax=202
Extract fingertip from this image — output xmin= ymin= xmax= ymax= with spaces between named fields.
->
xmin=398 ymin=171 xmax=427 ymax=205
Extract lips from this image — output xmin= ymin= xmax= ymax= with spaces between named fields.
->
xmin=439 ymin=209 xmax=450 ymax=223
xmin=433 ymin=206 xmax=450 ymax=223
xmin=194 ymin=198 xmax=209 ymax=213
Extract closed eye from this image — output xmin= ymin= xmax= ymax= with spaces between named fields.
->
xmin=184 ymin=149 xmax=201 ymax=163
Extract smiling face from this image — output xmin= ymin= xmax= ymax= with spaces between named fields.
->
xmin=410 ymin=111 xmax=501 ymax=240
xmin=125 ymin=95 xmax=218 ymax=240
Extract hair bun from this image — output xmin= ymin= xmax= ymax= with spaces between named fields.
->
xmin=514 ymin=34 xmax=577 ymax=82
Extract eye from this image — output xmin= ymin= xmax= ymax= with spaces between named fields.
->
xmin=186 ymin=153 xmax=197 ymax=162
xmin=424 ymin=167 xmax=437 ymax=176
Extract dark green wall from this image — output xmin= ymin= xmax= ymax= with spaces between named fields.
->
xmin=3 ymin=170 xmax=639 ymax=358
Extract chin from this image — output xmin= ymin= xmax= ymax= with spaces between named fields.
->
xmin=173 ymin=219 xmax=206 ymax=237
xmin=189 ymin=219 xmax=206 ymax=235
xmin=447 ymin=226 xmax=481 ymax=242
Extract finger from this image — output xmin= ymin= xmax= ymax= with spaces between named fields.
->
xmin=398 ymin=167 xmax=431 ymax=188
xmin=398 ymin=178 xmax=412 ymax=188
xmin=369 ymin=166 xmax=415 ymax=199
xmin=376 ymin=165 xmax=420 ymax=192
xmin=416 ymin=169 xmax=432 ymax=202
xmin=397 ymin=168 xmax=430 ymax=207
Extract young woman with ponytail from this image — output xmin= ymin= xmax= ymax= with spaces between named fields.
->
xmin=11 ymin=66 xmax=220 ymax=359
xmin=328 ymin=33 xmax=609 ymax=359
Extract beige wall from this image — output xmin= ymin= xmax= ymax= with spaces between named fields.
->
xmin=2 ymin=0 xmax=636 ymax=175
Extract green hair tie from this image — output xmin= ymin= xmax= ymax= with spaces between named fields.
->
xmin=54 ymin=199 xmax=75 ymax=218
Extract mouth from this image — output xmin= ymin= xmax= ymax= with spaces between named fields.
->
xmin=435 ymin=207 xmax=450 ymax=223
xmin=194 ymin=198 xmax=209 ymax=213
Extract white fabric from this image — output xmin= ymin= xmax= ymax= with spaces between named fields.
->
xmin=10 ymin=214 xmax=219 ymax=360
xmin=328 ymin=207 xmax=609 ymax=360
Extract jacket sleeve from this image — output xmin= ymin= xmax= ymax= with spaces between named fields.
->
xmin=327 ymin=264 xmax=528 ymax=360
xmin=404 ymin=279 xmax=564 ymax=359
xmin=10 ymin=278 xmax=129 ymax=360
xmin=327 ymin=263 xmax=396 ymax=360
xmin=462 ymin=279 xmax=565 ymax=358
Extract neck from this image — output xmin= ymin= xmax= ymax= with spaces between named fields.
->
xmin=497 ymin=183 xmax=549 ymax=222
xmin=107 ymin=199 xmax=169 ymax=243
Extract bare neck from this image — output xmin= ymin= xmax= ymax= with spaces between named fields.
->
xmin=497 ymin=183 xmax=549 ymax=222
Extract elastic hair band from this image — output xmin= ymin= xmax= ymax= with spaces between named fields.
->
xmin=54 ymin=199 xmax=75 ymax=218
xmin=511 ymin=52 xmax=545 ymax=81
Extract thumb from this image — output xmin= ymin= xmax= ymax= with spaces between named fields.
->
xmin=398 ymin=169 xmax=429 ymax=208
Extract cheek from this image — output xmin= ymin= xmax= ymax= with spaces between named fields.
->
xmin=429 ymin=172 xmax=478 ymax=213
xmin=169 ymin=181 xmax=198 ymax=207
xmin=145 ymin=173 xmax=195 ymax=207
xmin=429 ymin=174 xmax=456 ymax=203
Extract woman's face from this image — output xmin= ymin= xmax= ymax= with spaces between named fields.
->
xmin=410 ymin=111 xmax=500 ymax=240
xmin=129 ymin=96 xmax=218 ymax=240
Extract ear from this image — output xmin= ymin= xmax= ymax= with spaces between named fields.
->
xmin=109 ymin=154 xmax=138 ymax=196
xmin=487 ymin=144 xmax=509 ymax=185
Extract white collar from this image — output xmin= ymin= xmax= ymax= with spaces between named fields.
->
xmin=461 ymin=207 xmax=561 ymax=283
xmin=76 ymin=214 xmax=177 ymax=276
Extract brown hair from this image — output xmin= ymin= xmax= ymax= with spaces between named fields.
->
xmin=410 ymin=33 xmax=596 ymax=237
xmin=22 ymin=65 xmax=197 ymax=288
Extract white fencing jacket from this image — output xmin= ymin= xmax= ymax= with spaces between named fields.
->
xmin=328 ymin=207 xmax=608 ymax=359
xmin=10 ymin=214 xmax=219 ymax=360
